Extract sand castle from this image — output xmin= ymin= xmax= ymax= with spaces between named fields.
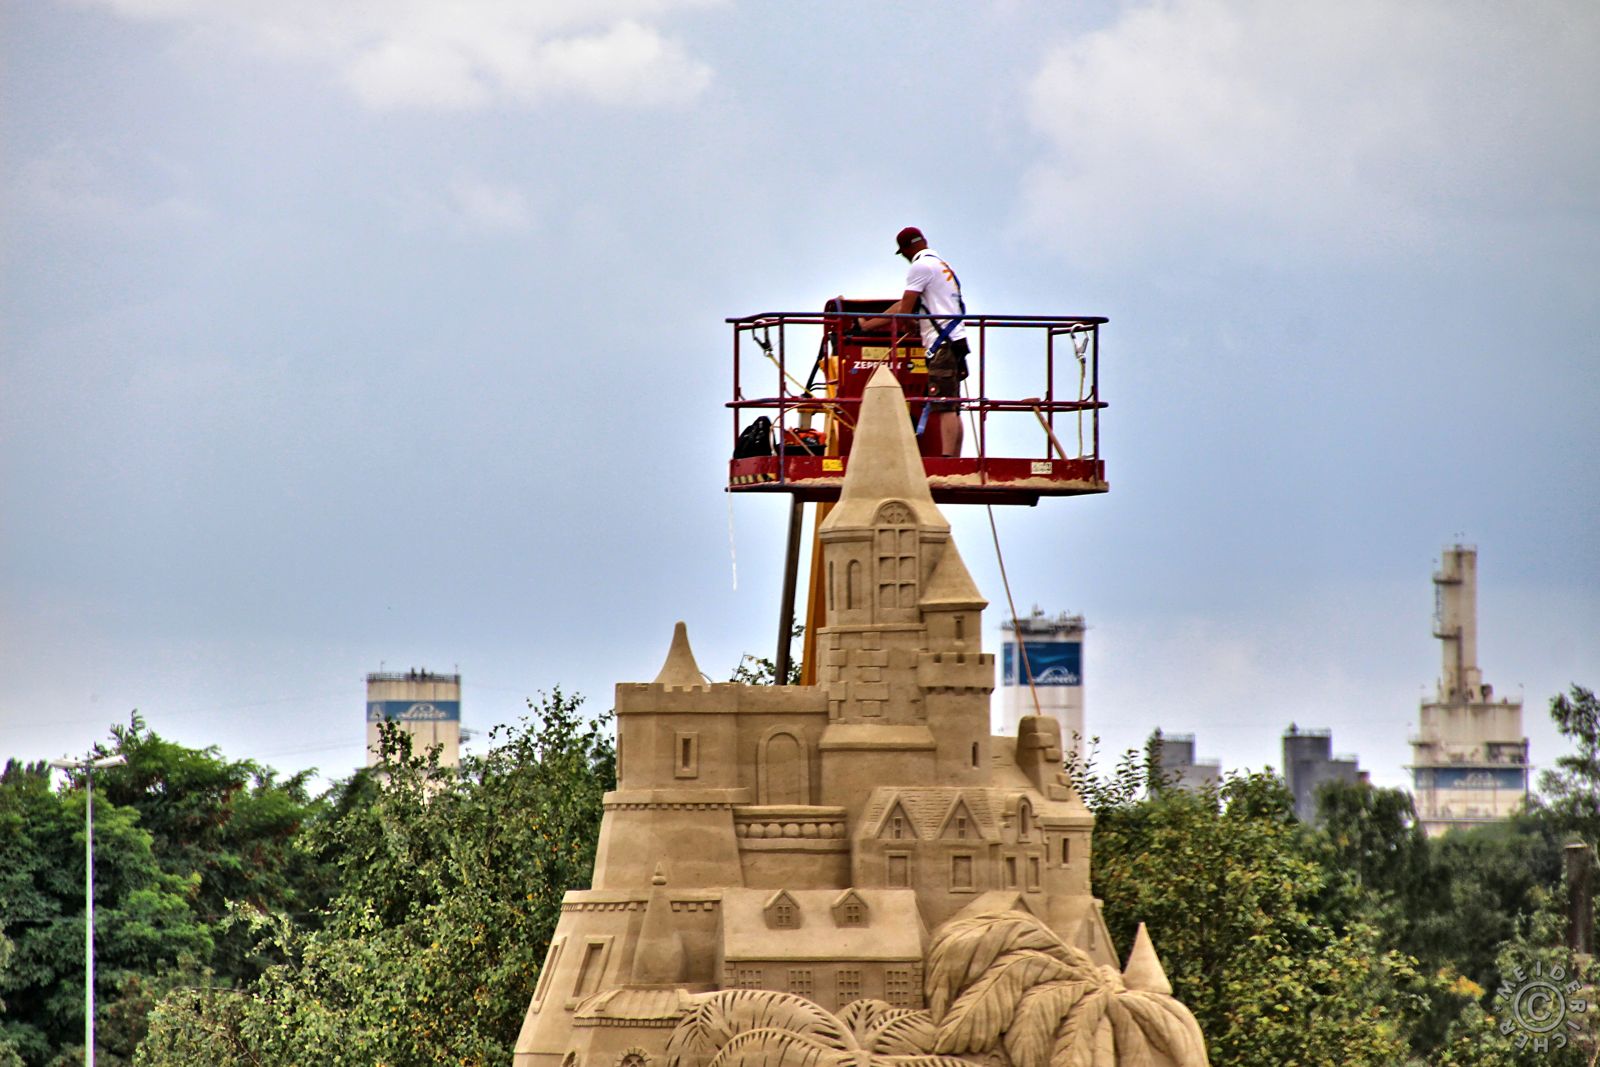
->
xmin=514 ymin=368 xmax=1207 ymax=1066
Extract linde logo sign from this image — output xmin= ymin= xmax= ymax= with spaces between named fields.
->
xmin=367 ymin=701 xmax=460 ymax=722
xmin=1003 ymin=642 xmax=1082 ymax=687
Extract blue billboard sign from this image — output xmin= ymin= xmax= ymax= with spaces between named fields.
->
xmin=1003 ymin=641 xmax=1082 ymax=687
xmin=1413 ymin=768 xmax=1526 ymax=791
xmin=367 ymin=700 xmax=460 ymax=723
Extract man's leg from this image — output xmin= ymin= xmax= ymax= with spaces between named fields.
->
xmin=938 ymin=409 xmax=963 ymax=457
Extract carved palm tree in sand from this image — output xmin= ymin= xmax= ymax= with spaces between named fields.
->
xmin=665 ymin=911 xmax=1207 ymax=1067
xmin=925 ymin=912 xmax=1207 ymax=1066
xmin=665 ymin=988 xmax=961 ymax=1066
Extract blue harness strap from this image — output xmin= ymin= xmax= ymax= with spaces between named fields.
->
xmin=924 ymin=259 xmax=966 ymax=356
xmin=916 ymin=256 xmax=965 ymax=437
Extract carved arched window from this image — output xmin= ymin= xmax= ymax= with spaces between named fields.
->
xmin=874 ymin=501 xmax=918 ymax=620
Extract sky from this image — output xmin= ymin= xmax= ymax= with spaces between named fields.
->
xmin=3 ymin=0 xmax=1597 ymax=795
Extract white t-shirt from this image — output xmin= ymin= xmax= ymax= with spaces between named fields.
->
xmin=904 ymin=248 xmax=967 ymax=350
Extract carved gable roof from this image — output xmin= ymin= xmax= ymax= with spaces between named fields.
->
xmin=936 ymin=795 xmax=987 ymax=839
xmin=861 ymin=788 xmax=1002 ymax=841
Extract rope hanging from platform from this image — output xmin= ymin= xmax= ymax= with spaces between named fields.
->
xmin=986 ymin=502 xmax=1044 ymax=722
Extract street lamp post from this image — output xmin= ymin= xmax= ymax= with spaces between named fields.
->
xmin=49 ymin=754 xmax=126 ymax=1067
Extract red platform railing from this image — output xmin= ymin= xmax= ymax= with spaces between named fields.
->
xmin=727 ymin=306 xmax=1110 ymax=506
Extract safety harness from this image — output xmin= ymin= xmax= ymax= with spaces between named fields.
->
xmin=914 ymin=251 xmax=965 ymax=437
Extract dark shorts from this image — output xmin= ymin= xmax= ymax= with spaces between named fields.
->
xmin=927 ymin=338 xmax=969 ymax=407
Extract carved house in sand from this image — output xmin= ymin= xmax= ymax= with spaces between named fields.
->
xmin=514 ymin=369 xmax=1173 ymax=1067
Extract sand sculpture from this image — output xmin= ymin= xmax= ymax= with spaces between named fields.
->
xmin=514 ymin=368 xmax=1207 ymax=1066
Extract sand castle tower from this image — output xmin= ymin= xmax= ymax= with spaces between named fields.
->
xmin=514 ymin=369 xmax=1208 ymax=1067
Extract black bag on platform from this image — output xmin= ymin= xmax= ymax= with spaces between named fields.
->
xmin=733 ymin=416 xmax=773 ymax=458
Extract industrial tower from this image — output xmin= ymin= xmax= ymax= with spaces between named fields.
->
xmin=1408 ymin=546 xmax=1528 ymax=836
xmin=997 ymin=609 xmax=1085 ymax=755
xmin=366 ymin=668 xmax=462 ymax=768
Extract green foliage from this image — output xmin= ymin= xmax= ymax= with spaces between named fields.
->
xmin=731 ymin=625 xmax=804 ymax=685
xmin=1088 ymin=768 xmax=1415 ymax=1065
xmin=1315 ymin=778 xmax=1428 ymax=906
xmin=1081 ymin=681 xmax=1600 ymax=1067
xmin=0 ymin=759 xmax=210 ymax=1066
xmin=93 ymin=714 xmax=334 ymax=984
xmin=1539 ymin=684 xmax=1600 ymax=847
xmin=138 ymin=689 xmax=616 ymax=1066
xmin=1408 ymin=814 xmax=1567 ymax=993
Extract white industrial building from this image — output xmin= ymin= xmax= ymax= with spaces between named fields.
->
xmin=995 ymin=608 xmax=1085 ymax=762
xmin=1408 ymin=546 xmax=1529 ymax=836
xmin=366 ymin=668 xmax=462 ymax=768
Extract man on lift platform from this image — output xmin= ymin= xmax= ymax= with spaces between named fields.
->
xmin=860 ymin=226 xmax=969 ymax=458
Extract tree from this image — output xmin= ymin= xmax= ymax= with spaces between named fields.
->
xmin=731 ymin=625 xmax=804 ymax=686
xmin=0 ymin=759 xmax=210 ymax=1066
xmin=1539 ymin=685 xmax=1600 ymax=847
xmin=1315 ymin=778 xmax=1428 ymax=908
xmin=138 ymin=689 xmax=617 ymax=1066
xmin=1086 ymin=764 xmax=1417 ymax=1065
xmin=91 ymin=714 xmax=333 ymax=985
xmin=1407 ymin=814 xmax=1567 ymax=996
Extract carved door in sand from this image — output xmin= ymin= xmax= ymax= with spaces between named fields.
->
xmin=758 ymin=727 xmax=810 ymax=805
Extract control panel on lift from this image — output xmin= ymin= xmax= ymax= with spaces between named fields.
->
xmin=819 ymin=296 xmax=934 ymax=457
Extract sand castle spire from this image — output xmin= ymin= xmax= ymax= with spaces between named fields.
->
xmin=823 ymin=365 xmax=947 ymax=532
xmin=1122 ymin=921 xmax=1174 ymax=995
xmin=652 ymin=621 xmax=707 ymax=688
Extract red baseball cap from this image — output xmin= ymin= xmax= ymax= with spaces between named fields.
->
xmin=895 ymin=226 xmax=925 ymax=252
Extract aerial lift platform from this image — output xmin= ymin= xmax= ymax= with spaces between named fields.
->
xmin=726 ymin=298 xmax=1109 ymax=682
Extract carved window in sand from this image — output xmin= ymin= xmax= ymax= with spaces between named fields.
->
xmin=950 ymin=853 xmax=975 ymax=891
xmin=674 ymin=731 xmax=699 ymax=779
xmin=837 ymin=969 xmax=862 ymax=1003
xmin=941 ymin=798 xmax=979 ymax=842
xmin=882 ymin=802 xmax=916 ymax=841
xmin=531 ymin=936 xmax=566 ymax=1011
xmin=887 ymin=852 xmax=911 ymax=887
xmin=568 ymin=936 xmax=614 ymax=1007
xmin=832 ymin=890 xmax=869 ymax=927
xmin=788 ymin=969 xmax=813 ymax=997
xmin=886 ymin=967 xmax=917 ymax=1007
xmin=766 ymin=890 xmax=801 ymax=930
xmin=874 ymin=503 xmax=918 ymax=621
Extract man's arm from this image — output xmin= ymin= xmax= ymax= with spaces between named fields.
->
xmin=860 ymin=288 xmax=922 ymax=333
